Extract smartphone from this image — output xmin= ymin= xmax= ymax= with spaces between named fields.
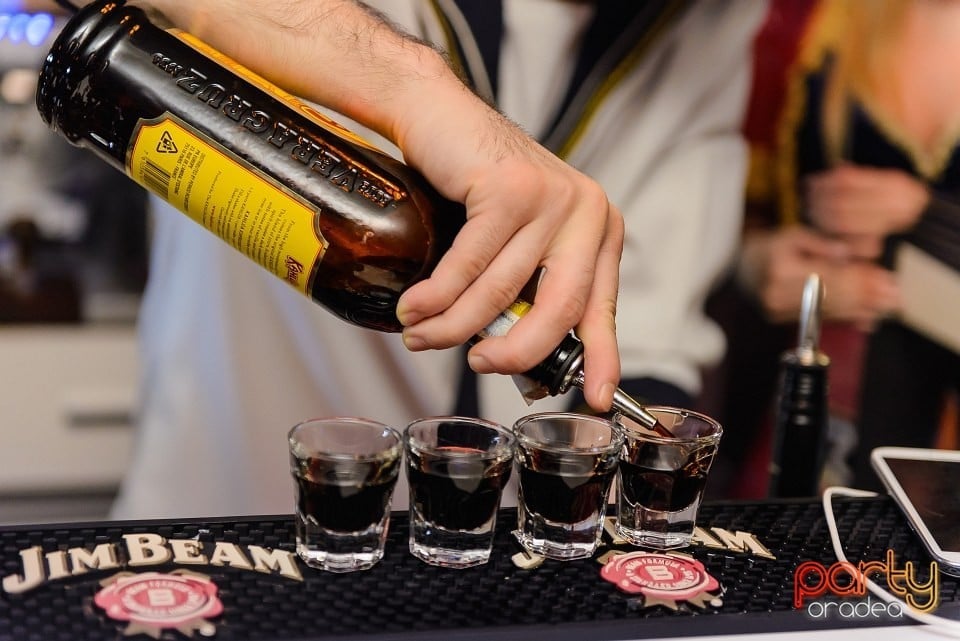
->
xmin=871 ymin=447 xmax=960 ymax=576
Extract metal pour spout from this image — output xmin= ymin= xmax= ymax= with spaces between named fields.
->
xmin=611 ymin=386 xmax=663 ymax=430
xmin=569 ymin=370 xmax=665 ymax=433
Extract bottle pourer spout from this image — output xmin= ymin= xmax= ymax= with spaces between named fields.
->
xmin=569 ymin=370 xmax=667 ymax=434
xmin=611 ymin=387 xmax=663 ymax=430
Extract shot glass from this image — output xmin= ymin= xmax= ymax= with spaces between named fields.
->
xmin=404 ymin=416 xmax=515 ymax=568
xmin=288 ymin=417 xmax=402 ymax=572
xmin=615 ymin=407 xmax=722 ymax=550
xmin=514 ymin=412 xmax=622 ymax=560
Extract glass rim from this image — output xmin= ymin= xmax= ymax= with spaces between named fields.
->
xmin=513 ymin=411 xmax=623 ymax=454
xmin=616 ymin=406 xmax=722 ymax=445
xmin=403 ymin=415 xmax=516 ymax=458
xmin=288 ymin=416 xmax=402 ymax=463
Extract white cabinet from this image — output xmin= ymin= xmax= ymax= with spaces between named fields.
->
xmin=0 ymin=326 xmax=137 ymax=523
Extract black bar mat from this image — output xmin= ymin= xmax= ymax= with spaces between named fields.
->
xmin=1 ymin=497 xmax=957 ymax=640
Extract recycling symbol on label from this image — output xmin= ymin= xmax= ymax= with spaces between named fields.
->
xmin=157 ymin=131 xmax=178 ymax=154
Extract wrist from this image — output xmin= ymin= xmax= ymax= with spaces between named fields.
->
xmin=352 ymin=44 xmax=462 ymax=150
xmin=389 ymin=69 xmax=495 ymax=197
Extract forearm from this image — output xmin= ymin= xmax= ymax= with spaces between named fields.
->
xmin=141 ymin=0 xmax=457 ymax=149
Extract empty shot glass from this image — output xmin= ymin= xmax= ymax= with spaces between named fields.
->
xmin=615 ymin=407 xmax=722 ymax=550
xmin=288 ymin=417 xmax=402 ymax=572
xmin=514 ymin=412 xmax=622 ymax=560
xmin=404 ymin=416 xmax=515 ymax=568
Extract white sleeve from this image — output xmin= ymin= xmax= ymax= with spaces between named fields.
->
xmin=566 ymin=0 xmax=768 ymax=395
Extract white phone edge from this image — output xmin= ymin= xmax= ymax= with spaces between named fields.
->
xmin=870 ymin=446 xmax=960 ymax=572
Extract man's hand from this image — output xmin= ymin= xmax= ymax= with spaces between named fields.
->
xmin=392 ymin=86 xmax=624 ymax=410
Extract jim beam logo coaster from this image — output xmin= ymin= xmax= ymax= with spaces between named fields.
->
xmin=94 ymin=569 xmax=223 ymax=638
xmin=600 ymin=551 xmax=723 ymax=611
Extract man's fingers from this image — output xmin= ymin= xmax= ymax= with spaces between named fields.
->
xmin=396 ymin=212 xmax=522 ymax=327
xmin=574 ymin=204 xmax=624 ymax=411
xmin=401 ymin=223 xmax=550 ymax=351
xmin=464 ymin=201 xmax=622 ymax=413
xmin=462 ymin=216 xmax=607 ymax=376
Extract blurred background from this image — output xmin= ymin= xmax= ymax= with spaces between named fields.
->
xmin=0 ymin=1 xmax=145 ymax=523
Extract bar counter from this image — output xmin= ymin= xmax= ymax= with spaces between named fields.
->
xmin=1 ymin=496 xmax=957 ymax=640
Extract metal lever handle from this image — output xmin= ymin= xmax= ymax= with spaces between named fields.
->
xmin=797 ymin=273 xmax=824 ymax=365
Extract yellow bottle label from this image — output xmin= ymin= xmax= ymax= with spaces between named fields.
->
xmin=479 ymin=300 xmax=532 ymax=338
xmin=127 ymin=113 xmax=327 ymax=295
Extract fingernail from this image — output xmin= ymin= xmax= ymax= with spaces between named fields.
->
xmin=402 ymin=333 xmax=426 ymax=351
xmin=600 ymin=383 xmax=615 ymax=410
xmin=467 ymin=352 xmax=490 ymax=373
xmin=396 ymin=302 xmax=413 ymax=326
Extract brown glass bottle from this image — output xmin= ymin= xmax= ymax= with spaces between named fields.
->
xmin=36 ymin=0 xmax=465 ymax=332
xmin=37 ymin=0 xmax=661 ymax=425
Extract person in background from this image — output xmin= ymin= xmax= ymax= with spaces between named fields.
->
xmin=110 ymin=0 xmax=766 ymax=519
xmin=716 ymin=0 xmax=960 ymax=495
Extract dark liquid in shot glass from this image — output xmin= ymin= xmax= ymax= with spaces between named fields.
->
xmin=408 ymin=446 xmax=512 ymax=530
xmin=295 ymin=457 xmax=399 ymax=533
xmin=519 ymin=449 xmax=617 ymax=523
xmin=619 ymin=442 xmax=715 ymax=512
xmin=619 ymin=460 xmax=707 ymax=512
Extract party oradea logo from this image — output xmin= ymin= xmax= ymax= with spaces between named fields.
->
xmin=2 ymin=532 xmax=305 ymax=638
xmin=793 ymin=550 xmax=940 ymax=620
